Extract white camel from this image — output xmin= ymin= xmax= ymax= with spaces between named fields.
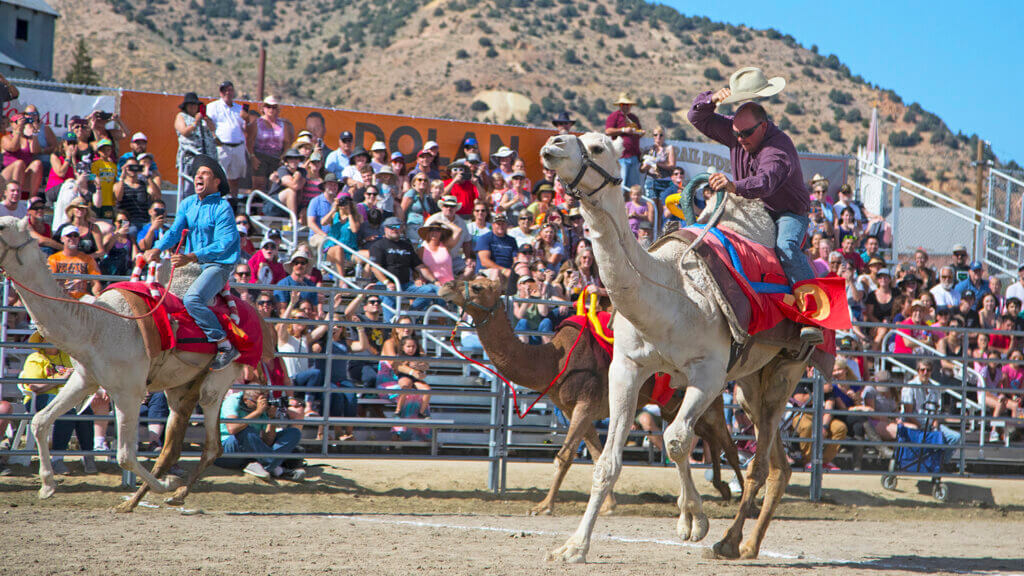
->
xmin=540 ymin=133 xmax=816 ymax=562
xmin=0 ymin=216 xmax=249 ymax=512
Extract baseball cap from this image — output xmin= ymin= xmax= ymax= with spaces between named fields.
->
xmin=417 ymin=148 xmax=432 ymax=157
xmin=136 ymin=152 xmax=153 ymax=161
xmin=510 ymin=170 xmax=527 ymax=179
xmin=424 ymin=140 xmax=438 ymax=150
xmin=493 ymin=146 xmax=515 ymax=158
xmin=371 ymin=141 xmax=387 ymax=152
xmin=339 ymin=130 xmax=353 ymax=141
xmin=517 ymin=275 xmax=535 ymax=284
xmin=492 ymin=212 xmax=508 ymax=222
xmin=60 ymin=226 xmax=81 ymax=239
xmin=877 ymin=267 xmax=891 ymax=277
xmin=383 ymin=216 xmax=403 ymax=229
xmin=463 ymin=137 xmax=478 ymax=147
xmin=969 ymin=261 xmax=983 ymax=271
xmin=390 ymin=151 xmax=404 ymax=160
xmin=219 ymin=80 xmax=234 ymax=91
xmin=1017 ymin=263 xmax=1024 ymax=272
xmin=131 ymin=132 xmax=147 ymax=142
xmin=260 ymin=237 xmax=277 ymax=248
xmin=952 ymin=243 xmax=967 ymax=254
xmin=96 ymin=138 xmax=113 ymax=149
xmin=28 ymin=199 xmax=45 ymax=211
xmin=266 ymin=229 xmax=282 ymax=240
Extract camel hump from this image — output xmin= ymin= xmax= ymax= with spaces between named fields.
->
xmin=109 ymin=288 xmax=162 ymax=359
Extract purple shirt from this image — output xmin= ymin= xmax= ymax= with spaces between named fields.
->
xmin=605 ymin=109 xmax=642 ymax=159
xmin=687 ymin=91 xmax=810 ymax=219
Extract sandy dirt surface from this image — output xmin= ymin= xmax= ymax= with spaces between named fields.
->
xmin=2 ymin=458 xmax=1022 ymax=575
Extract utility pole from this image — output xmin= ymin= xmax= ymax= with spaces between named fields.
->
xmin=974 ymin=138 xmax=985 ymax=216
xmin=257 ymin=47 xmax=266 ymax=101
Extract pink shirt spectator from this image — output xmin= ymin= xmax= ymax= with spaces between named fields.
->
xmin=421 ymin=244 xmax=454 ymax=284
xmin=248 ymin=250 xmax=287 ymax=285
xmin=893 ymin=318 xmax=929 ymax=355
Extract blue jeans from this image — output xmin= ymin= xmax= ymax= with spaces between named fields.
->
xmin=28 ymin=394 xmax=94 ymax=453
xmin=293 ymin=367 xmax=324 ymax=404
xmin=325 ymin=382 xmax=358 ymax=418
xmin=643 ymin=177 xmax=673 ymax=203
xmin=216 ymin=426 xmax=302 ymax=471
xmin=514 ymin=317 xmax=554 ymax=345
xmin=773 ymin=212 xmax=815 ymax=285
xmin=619 ymin=156 xmax=642 ymax=191
xmin=381 ymin=282 xmax=439 ymax=321
xmin=183 ymin=262 xmax=233 ymax=342
xmin=938 ymin=424 xmax=962 ymax=447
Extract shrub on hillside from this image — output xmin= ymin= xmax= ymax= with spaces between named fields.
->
xmin=563 ymin=49 xmax=581 ymax=64
xmin=656 ymin=110 xmax=676 ymax=127
xmin=456 ymin=49 xmax=469 ymax=59
xmin=454 ymin=79 xmax=473 ymax=93
xmin=659 ymin=95 xmax=676 ymax=111
xmin=619 ymin=43 xmax=638 ymax=58
xmin=470 ymin=100 xmax=490 ymax=112
xmin=485 ymin=47 xmax=498 ymax=58
xmin=785 ymin=102 xmax=803 ymax=115
xmin=910 ymin=167 xmax=928 ymax=183
xmin=703 ymin=67 xmax=722 ymax=81
xmin=828 ymin=89 xmax=853 ymax=106
xmin=889 ymin=130 xmax=922 ymax=147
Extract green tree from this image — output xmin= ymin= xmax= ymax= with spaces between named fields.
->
xmin=65 ymin=38 xmax=100 ymax=85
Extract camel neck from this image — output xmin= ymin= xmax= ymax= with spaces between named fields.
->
xmin=579 ymin=194 xmax=678 ymax=331
xmin=467 ymin=301 xmax=560 ymax=390
xmin=8 ymin=247 xmax=106 ymax=361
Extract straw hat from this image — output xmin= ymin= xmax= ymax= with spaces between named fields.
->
xmin=65 ymin=197 xmax=95 ymax=220
xmin=810 ymin=173 xmax=829 ymax=190
xmin=614 ymin=92 xmax=637 ymax=105
xmin=720 ymin=67 xmax=786 ymax=104
xmin=417 ymin=223 xmax=453 ymax=243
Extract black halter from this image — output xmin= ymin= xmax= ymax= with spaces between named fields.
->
xmin=0 ymin=231 xmax=36 ymax=269
xmin=460 ymin=281 xmax=500 ymax=329
xmin=559 ymin=137 xmax=622 ymax=199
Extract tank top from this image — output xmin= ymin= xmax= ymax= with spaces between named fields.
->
xmin=254 ymin=117 xmax=285 ymax=156
xmin=421 ymin=244 xmax=454 ymax=284
xmin=45 ymin=157 xmax=74 ymax=191
xmin=99 ymin=238 xmax=133 ymax=277
xmin=117 ymin=181 xmax=150 ymax=226
xmin=2 ymin=139 xmax=33 ymax=167
xmin=278 ymin=334 xmax=309 ymax=377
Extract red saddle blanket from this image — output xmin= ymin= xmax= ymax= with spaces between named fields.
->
xmin=105 ymin=281 xmax=263 ymax=367
xmin=558 ymin=314 xmax=675 ymax=408
xmin=685 ymin=226 xmax=851 ymax=337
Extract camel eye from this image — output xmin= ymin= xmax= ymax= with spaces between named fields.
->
xmin=470 ymin=285 xmax=482 ymax=293
xmin=588 ymin=145 xmax=603 ymax=155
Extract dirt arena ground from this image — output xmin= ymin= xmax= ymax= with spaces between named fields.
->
xmin=2 ymin=458 xmax=1022 ymax=575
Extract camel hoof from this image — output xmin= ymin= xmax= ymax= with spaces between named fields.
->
xmin=717 ymin=485 xmax=732 ymax=502
xmin=704 ymin=539 xmax=740 ymax=560
xmin=690 ymin=514 xmax=710 ymax=542
xmin=38 ymin=484 xmax=55 ymax=500
xmin=529 ymin=504 xmax=553 ymax=516
xmin=546 ymin=540 xmax=587 ymax=563
xmin=165 ymin=495 xmax=185 ymax=507
xmin=677 ymin=513 xmax=693 ymax=541
xmin=739 ymin=541 xmax=759 ymax=560
xmin=112 ymin=501 xmax=136 ymax=514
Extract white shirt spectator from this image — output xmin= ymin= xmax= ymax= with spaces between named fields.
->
xmin=1006 ymin=280 xmax=1024 ymax=304
xmin=52 ymin=179 xmax=80 ymax=231
xmin=930 ymin=283 xmax=960 ymax=309
xmin=0 ymin=201 xmax=27 ymax=219
xmin=325 ymin=149 xmax=350 ymax=179
xmin=205 ymin=99 xmax=246 ymax=145
xmin=341 ymin=164 xmax=364 ymax=184
xmin=507 ymin=227 xmax=536 ymax=247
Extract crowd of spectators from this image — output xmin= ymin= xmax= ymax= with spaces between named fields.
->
xmin=1 ymin=80 xmax=1022 ymax=483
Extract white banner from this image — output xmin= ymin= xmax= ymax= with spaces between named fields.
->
xmin=640 ymin=136 xmax=732 ymax=178
xmin=1 ymin=86 xmax=117 ymax=132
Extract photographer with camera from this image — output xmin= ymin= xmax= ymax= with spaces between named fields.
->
xmin=2 ymin=111 xmax=44 ymax=197
xmin=174 ymin=93 xmax=216 ymax=198
xmin=45 ymin=131 xmax=80 ymax=202
xmin=136 ymin=199 xmax=169 ymax=252
xmin=215 ymin=388 xmax=306 ymax=481
xmin=442 ymin=159 xmax=480 ymax=216
xmin=320 ymin=190 xmax=362 ymax=275
xmin=114 ymin=158 xmax=158 ymax=230
xmin=87 ymin=109 xmax=127 ymax=153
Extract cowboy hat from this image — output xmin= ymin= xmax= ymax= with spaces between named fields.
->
xmin=287 ymin=246 xmax=312 ymax=265
xmin=720 ymin=67 xmax=786 ymax=104
xmin=189 ymin=154 xmax=231 ymax=195
xmin=551 ymin=111 xmax=576 ymax=126
xmin=263 ymin=95 xmax=280 ymax=106
xmin=64 ymin=197 xmax=96 ymax=220
xmin=283 ymin=147 xmax=304 ymax=160
xmin=179 ymin=92 xmax=202 ymax=110
xmin=439 ymin=195 xmax=462 ymax=210
xmin=614 ymin=92 xmax=637 ymax=105
xmin=417 ymin=223 xmax=453 ymax=243
xmin=810 ymin=173 xmax=829 ymax=189
xmin=491 ymin=146 xmax=516 ymax=159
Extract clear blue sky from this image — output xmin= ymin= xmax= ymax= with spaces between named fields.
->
xmin=663 ymin=0 xmax=1022 ymax=165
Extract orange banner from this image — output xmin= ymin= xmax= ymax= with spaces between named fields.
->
xmin=117 ymin=91 xmax=559 ymax=186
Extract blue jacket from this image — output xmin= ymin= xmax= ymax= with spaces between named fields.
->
xmin=155 ymin=193 xmax=240 ymax=266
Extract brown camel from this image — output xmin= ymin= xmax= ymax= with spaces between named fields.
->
xmin=439 ymin=277 xmax=746 ymax=516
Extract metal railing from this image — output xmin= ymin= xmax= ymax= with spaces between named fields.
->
xmin=244 ymin=189 xmax=302 ymax=250
xmin=986 ymin=168 xmax=1024 ymax=271
xmin=317 ymin=235 xmax=403 ymax=316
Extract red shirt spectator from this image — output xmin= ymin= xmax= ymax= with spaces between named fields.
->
xmin=605 ymin=97 xmax=642 ymax=159
xmin=443 ymin=170 xmax=479 ymax=217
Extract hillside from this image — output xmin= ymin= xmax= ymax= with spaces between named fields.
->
xmin=50 ymin=0 xmax=1007 ymax=203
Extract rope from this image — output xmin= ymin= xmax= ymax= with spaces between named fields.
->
xmin=447 ymin=306 xmax=590 ymax=419
xmin=2 ymin=228 xmax=189 ymax=321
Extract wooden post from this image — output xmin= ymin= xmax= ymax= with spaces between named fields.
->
xmin=974 ymin=139 xmax=985 ymax=216
xmin=256 ymin=47 xmax=266 ymax=102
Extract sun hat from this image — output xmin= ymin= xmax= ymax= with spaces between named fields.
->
xmin=283 ymin=148 xmax=304 ymax=160
xmin=376 ymin=165 xmax=395 ymax=176
xmin=810 ymin=173 xmax=829 ymax=189
xmin=465 ymin=153 xmax=482 ymax=164
xmin=371 ymin=141 xmax=387 ymax=152
xmin=417 ymin=223 xmax=453 ymax=243
xmin=260 ymin=237 xmax=278 ymax=249
xmin=179 ymin=92 xmax=202 ymax=110
xmin=349 ymin=147 xmax=370 ymax=162
xmin=293 ymin=135 xmax=313 ymax=147
xmin=319 ymin=173 xmax=339 ymax=188
xmin=448 ymin=158 xmax=468 ymax=170
xmin=614 ymin=92 xmax=637 ymax=105
xmin=492 ymin=146 xmax=515 ymax=159
xmin=263 ymin=95 xmax=279 ymax=106
xmin=131 ymin=132 xmax=148 ymax=142
xmin=551 ymin=111 xmax=576 ymax=126
xmin=510 ymin=170 xmax=527 ymax=179
xmin=867 ymin=257 xmax=885 ymax=267
xmin=64 ymin=197 xmax=95 ymax=220
xmin=439 ymin=195 xmax=462 ymax=209
xmin=720 ymin=67 xmax=786 ymax=104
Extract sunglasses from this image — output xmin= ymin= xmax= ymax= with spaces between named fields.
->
xmin=263 ymin=244 xmax=277 ymax=250
xmin=257 ymin=300 xmax=274 ymax=306
xmin=341 ymin=138 xmax=353 ymax=143
xmin=473 ymin=209 xmax=487 ymax=213
xmin=365 ymin=191 xmax=378 ymax=196
xmin=917 ymin=367 xmax=932 ymax=373
xmin=235 ymin=271 xmax=250 ymax=276
xmin=291 ymin=259 xmax=309 ymax=266
xmin=366 ymin=300 xmax=381 ymax=305
xmin=64 ymin=233 xmax=81 ymax=239
xmin=264 ymin=104 xmax=278 ymax=109
xmin=732 ymin=122 xmax=762 ymax=139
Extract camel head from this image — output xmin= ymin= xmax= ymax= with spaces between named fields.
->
xmin=540 ymin=133 xmax=623 ymax=206
xmin=0 ymin=216 xmax=37 ymax=269
xmin=438 ymin=277 xmax=504 ymax=321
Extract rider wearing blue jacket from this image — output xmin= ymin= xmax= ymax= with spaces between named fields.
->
xmin=146 ymin=154 xmax=241 ymax=370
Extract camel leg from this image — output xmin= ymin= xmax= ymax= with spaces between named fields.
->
xmin=580 ymin=424 xmax=616 ymax=515
xmin=30 ymin=372 xmax=95 ymax=499
xmin=531 ymin=402 xmax=596 ymax=517
xmin=166 ymin=372 xmax=236 ymax=506
xmin=695 ymin=398 xmax=731 ymax=502
xmin=109 ymin=385 xmax=179 ymax=495
xmin=116 ymin=385 xmax=199 ymax=513
xmin=547 ymin=356 xmax=648 ymax=564
xmin=739 ymin=433 xmax=791 ymax=559
xmin=664 ymin=362 xmax=724 ymax=544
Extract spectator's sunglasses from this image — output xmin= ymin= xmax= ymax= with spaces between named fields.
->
xmin=263 ymin=243 xmax=277 ymax=250
xmin=235 ymin=270 xmax=250 ymax=276
xmin=257 ymin=300 xmax=274 ymax=306
xmin=917 ymin=367 xmax=932 ymax=374
xmin=732 ymin=122 xmax=763 ymax=139
xmin=366 ymin=299 xmax=381 ymax=305
xmin=365 ymin=191 xmax=378 ymax=196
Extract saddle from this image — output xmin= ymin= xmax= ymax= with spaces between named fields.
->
xmin=105 ymin=281 xmax=265 ymax=368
